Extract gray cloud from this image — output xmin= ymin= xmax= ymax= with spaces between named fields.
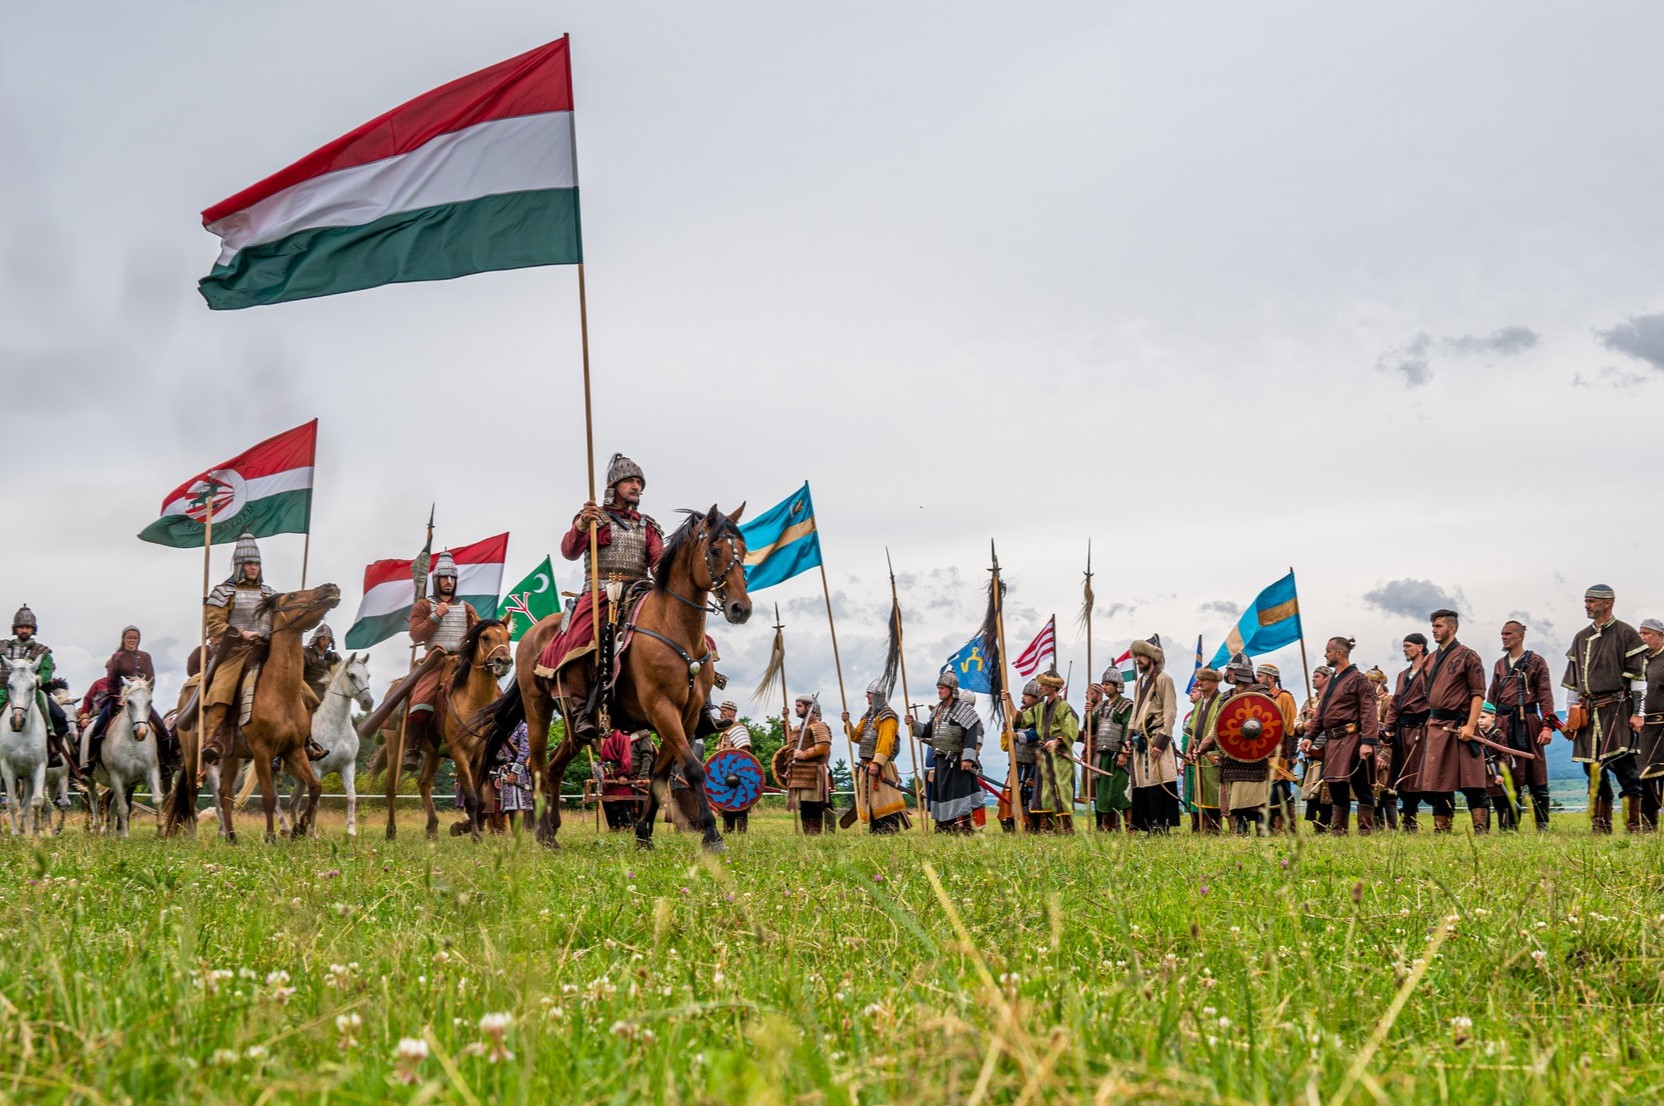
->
xmin=1362 ymin=578 xmax=1466 ymax=620
xmin=1376 ymin=326 xmax=1539 ymax=388
xmin=1598 ymin=313 xmax=1664 ymax=371
xmin=1573 ymin=365 xmax=1650 ymax=391
xmin=1198 ymin=599 xmax=1240 ymax=618
xmin=1444 ymin=325 xmax=1539 ymax=357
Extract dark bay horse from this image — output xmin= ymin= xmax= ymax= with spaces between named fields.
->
xmin=479 ymin=504 xmax=750 ymax=850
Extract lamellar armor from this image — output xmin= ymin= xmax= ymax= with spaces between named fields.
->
xmin=206 ymin=581 xmax=276 ymax=636
xmin=926 ymin=694 xmax=982 ymax=762
xmin=587 ymin=512 xmax=659 ymax=582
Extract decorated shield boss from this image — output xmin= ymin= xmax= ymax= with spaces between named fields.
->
xmin=705 ymin=749 xmax=765 ymax=812
xmin=1214 ymin=690 xmax=1285 ymax=763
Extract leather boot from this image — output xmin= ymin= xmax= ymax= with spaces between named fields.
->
xmin=1433 ymin=814 xmax=1453 ymax=833
xmin=1470 ymin=807 xmax=1490 ymax=835
xmin=1329 ymin=803 xmax=1351 ymax=836
xmin=1356 ymin=803 xmax=1375 ymax=836
xmin=200 ymin=710 xmax=233 ymax=766
xmin=1625 ymin=795 xmax=1642 ymax=834
xmin=1401 ymin=810 xmax=1419 ymax=833
xmin=1593 ymin=798 xmax=1614 ymax=835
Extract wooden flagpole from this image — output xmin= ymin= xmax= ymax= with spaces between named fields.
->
xmin=991 ymin=541 xmax=1022 ymax=834
xmin=886 ymin=549 xmax=929 ymax=834
xmin=774 ymin=603 xmax=800 ymax=835
xmin=818 ymin=563 xmax=856 ymax=817
xmin=384 ymin=506 xmax=433 ymax=841
xmin=1082 ymin=541 xmax=1094 ymax=803
xmin=1290 ymin=565 xmax=1313 ymax=703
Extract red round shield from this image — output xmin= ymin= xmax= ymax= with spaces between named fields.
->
xmin=1213 ymin=690 xmax=1285 ymax=763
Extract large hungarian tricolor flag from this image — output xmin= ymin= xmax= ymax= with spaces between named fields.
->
xmin=199 ymin=38 xmax=580 ymax=310
xmin=138 ymin=420 xmax=316 ymax=547
xmin=344 ymin=533 xmax=509 ymax=649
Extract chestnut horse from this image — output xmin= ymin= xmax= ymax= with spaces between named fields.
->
xmin=381 ymin=618 xmax=511 ymax=840
xmin=480 ymin=504 xmax=750 ymax=850
xmin=162 ymin=583 xmax=340 ymax=840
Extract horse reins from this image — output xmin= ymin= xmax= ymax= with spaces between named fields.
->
xmin=628 ymin=522 xmax=742 ymax=688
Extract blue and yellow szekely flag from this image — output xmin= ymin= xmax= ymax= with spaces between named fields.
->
xmin=942 ymin=636 xmax=994 ymax=694
xmin=738 ymin=482 xmax=823 ymax=591
xmin=1208 ymin=570 xmax=1302 ymax=668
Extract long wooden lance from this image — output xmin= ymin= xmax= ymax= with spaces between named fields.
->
xmin=1080 ymin=541 xmax=1094 ymax=798
xmin=385 ymin=504 xmax=433 ymax=841
xmin=886 ymin=548 xmax=929 ymax=834
xmin=990 ymin=540 xmax=1022 ymax=834
xmin=767 ymin=603 xmax=800 ymax=835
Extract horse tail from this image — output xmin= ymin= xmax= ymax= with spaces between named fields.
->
xmin=365 ymin=741 xmax=389 ymax=782
xmin=160 ymin=759 xmax=197 ymax=836
xmin=476 ymin=681 xmax=526 ymax=772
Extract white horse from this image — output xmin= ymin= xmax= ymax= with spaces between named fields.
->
xmin=0 ymin=658 xmax=51 ymax=834
xmin=287 ymin=653 xmax=371 ymax=836
xmin=91 ymin=676 xmax=163 ymax=837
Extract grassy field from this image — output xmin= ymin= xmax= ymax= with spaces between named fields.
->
xmin=2 ymin=805 xmax=1662 ymax=1105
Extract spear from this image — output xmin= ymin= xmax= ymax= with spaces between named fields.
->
xmin=988 ymin=540 xmax=1020 ymax=833
xmin=885 ymin=548 xmax=929 ymax=834
xmin=384 ymin=503 xmax=433 ymax=841
xmin=1079 ymin=540 xmax=1095 ymax=799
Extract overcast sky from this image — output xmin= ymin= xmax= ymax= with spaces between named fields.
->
xmin=6 ymin=3 xmax=1664 ymax=778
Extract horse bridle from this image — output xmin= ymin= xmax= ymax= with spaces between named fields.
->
xmin=632 ymin=522 xmax=742 ymax=688
xmin=663 ymin=525 xmax=746 ymax=615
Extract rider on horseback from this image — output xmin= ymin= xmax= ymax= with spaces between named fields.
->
xmin=404 ymin=551 xmax=478 ymax=765
xmin=0 ymin=606 xmax=74 ymax=769
xmin=540 ymin=453 xmax=663 ymax=744
xmin=302 ymin=623 xmax=340 ymax=701
xmin=84 ymin=626 xmax=172 ymax=769
xmin=201 ymin=533 xmax=328 ymax=765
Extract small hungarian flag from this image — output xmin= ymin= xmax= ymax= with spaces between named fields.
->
xmin=138 ymin=419 xmax=316 ymax=548
xmin=496 ymin=555 xmax=560 ymax=640
xmin=199 ymin=37 xmax=580 ymax=310
xmin=345 ymin=533 xmax=509 ymax=649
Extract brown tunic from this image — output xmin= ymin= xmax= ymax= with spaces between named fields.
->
xmin=785 ymin=719 xmax=832 ymax=805
xmin=407 ymin=597 xmax=480 ymax=712
xmin=1313 ymin=665 xmax=1379 ymax=785
xmin=1422 ymin=641 xmax=1488 ymax=792
xmin=1386 ymin=662 xmax=1430 ymax=793
xmin=1637 ymin=646 xmax=1664 ymax=780
xmin=1562 ymin=618 xmax=1646 ymax=763
xmin=1488 ymin=650 xmax=1557 ymax=787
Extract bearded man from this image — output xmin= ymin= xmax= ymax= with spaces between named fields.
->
xmin=1563 ymin=585 xmax=1648 ymax=833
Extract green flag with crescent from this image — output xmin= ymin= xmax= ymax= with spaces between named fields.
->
xmin=496 ymin=555 xmax=559 ymax=640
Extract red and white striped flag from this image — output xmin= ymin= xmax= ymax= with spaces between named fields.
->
xmin=1012 ymin=616 xmax=1057 ymax=678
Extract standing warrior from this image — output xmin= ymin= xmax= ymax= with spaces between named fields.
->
xmin=1632 ymin=617 xmax=1664 ymax=831
xmin=544 ymin=453 xmax=664 ymax=744
xmin=1257 ymin=663 xmax=1300 ymax=834
xmin=1005 ymin=679 xmax=1044 ymax=831
xmin=1365 ymin=666 xmax=1397 ymax=830
xmin=1384 ymin=633 xmax=1431 ymax=831
xmin=302 ymin=623 xmax=341 ymax=703
xmin=712 ymin=702 xmax=754 ymax=834
xmin=1563 ymin=584 xmax=1648 ymax=834
xmin=784 ymin=694 xmax=833 ymax=834
xmin=1126 ymin=636 xmax=1180 ymax=833
xmin=1206 ymin=653 xmax=1273 ymax=834
xmin=1423 ymin=609 xmax=1491 ymax=833
xmin=1305 ymin=637 xmax=1379 ymax=835
xmin=1086 ymin=669 xmax=1134 ymax=831
xmin=404 ymin=551 xmax=479 ymax=766
xmin=1488 ymin=620 xmax=1560 ymax=832
xmin=1015 ymin=669 xmax=1078 ymax=834
xmin=1184 ymin=668 xmax=1226 ymax=834
xmin=908 ymin=670 xmax=983 ymax=834
xmin=200 ymin=535 xmax=324 ymax=764
xmin=598 ymin=729 xmax=638 ymax=831
xmin=844 ymin=682 xmax=910 ymax=834
xmin=1295 ymin=665 xmax=1334 ymax=831
xmin=0 ymin=606 xmax=73 ymax=769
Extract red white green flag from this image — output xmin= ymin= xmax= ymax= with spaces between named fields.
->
xmin=138 ymin=420 xmax=316 ymax=548
xmin=344 ymin=533 xmax=509 ymax=649
xmin=199 ymin=37 xmax=580 ymax=310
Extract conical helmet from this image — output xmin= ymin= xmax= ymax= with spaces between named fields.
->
xmin=603 ymin=453 xmax=646 ymax=505
xmin=11 ymin=605 xmax=36 ymax=631
xmin=432 ymin=550 xmax=459 ymax=579
xmin=231 ymin=532 xmax=262 ymax=567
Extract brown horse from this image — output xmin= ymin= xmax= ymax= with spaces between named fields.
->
xmin=481 ymin=504 xmax=750 ymax=850
xmin=381 ymin=618 xmax=512 ymax=840
xmin=163 ymin=583 xmax=340 ymax=840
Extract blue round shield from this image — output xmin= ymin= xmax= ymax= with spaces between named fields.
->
xmin=704 ymin=749 xmax=764 ymax=812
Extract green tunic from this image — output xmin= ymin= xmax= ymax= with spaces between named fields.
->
xmin=1026 ymin=696 xmax=1079 ymax=815
xmin=1090 ymin=699 xmax=1134 ymax=813
xmin=1185 ymin=692 xmax=1225 ymax=812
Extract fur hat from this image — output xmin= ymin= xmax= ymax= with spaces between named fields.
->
xmin=1194 ymin=667 xmax=1222 ymax=683
xmin=1036 ymin=671 xmax=1065 ymax=692
xmin=1129 ymin=634 xmax=1164 ymax=665
xmin=1100 ymin=667 xmax=1125 ymax=688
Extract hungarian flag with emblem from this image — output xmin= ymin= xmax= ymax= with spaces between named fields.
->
xmin=138 ymin=419 xmax=316 ymax=547
xmin=496 ymin=555 xmax=560 ymax=640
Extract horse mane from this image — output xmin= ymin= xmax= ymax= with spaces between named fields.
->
xmin=451 ymin=618 xmax=506 ymax=695
xmin=656 ymin=509 xmax=743 ymax=592
xmin=119 ymin=674 xmax=153 ymax=702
